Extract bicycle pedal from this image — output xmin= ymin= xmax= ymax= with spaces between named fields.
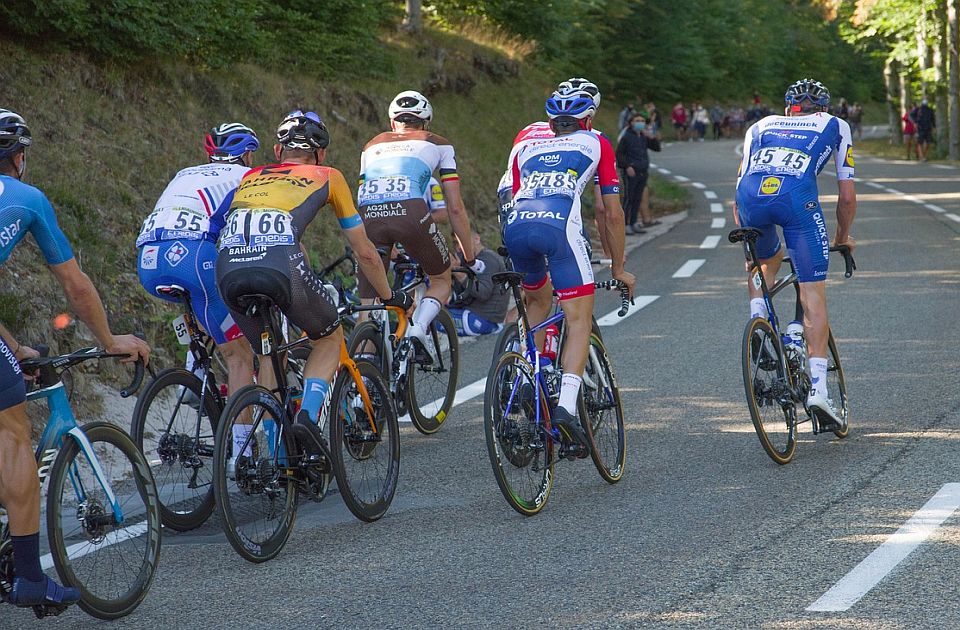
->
xmin=33 ymin=603 xmax=70 ymax=618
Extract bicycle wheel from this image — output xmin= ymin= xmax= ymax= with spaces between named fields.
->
xmin=212 ymin=385 xmax=299 ymax=563
xmin=483 ymin=351 xmax=554 ymax=516
xmin=130 ymin=368 xmax=219 ymax=531
xmin=493 ymin=322 xmax=520 ymax=357
xmin=579 ymin=331 xmax=626 ymax=483
xmin=826 ymin=328 xmax=849 ymax=438
xmin=347 ymin=320 xmax=388 ymax=376
xmin=329 ymin=360 xmax=400 ymax=522
xmin=46 ymin=422 xmax=162 ymax=620
xmin=407 ymin=308 xmax=459 ymax=434
xmin=742 ymin=317 xmax=797 ymax=464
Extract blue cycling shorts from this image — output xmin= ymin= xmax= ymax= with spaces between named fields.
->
xmin=0 ymin=335 xmax=25 ymax=412
xmin=502 ymin=217 xmax=595 ymax=300
xmin=137 ymin=240 xmax=242 ymax=345
xmin=735 ymin=177 xmax=830 ymax=283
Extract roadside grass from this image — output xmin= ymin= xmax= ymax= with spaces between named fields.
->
xmin=856 ymin=136 xmax=958 ymax=163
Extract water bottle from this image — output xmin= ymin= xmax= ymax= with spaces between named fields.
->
xmin=783 ymin=320 xmax=805 ymax=361
xmin=543 ymin=324 xmax=560 ymax=361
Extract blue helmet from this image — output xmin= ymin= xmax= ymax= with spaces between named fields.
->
xmin=0 ymin=109 xmax=31 ymax=159
xmin=545 ymin=91 xmax=596 ymax=120
xmin=784 ymin=78 xmax=830 ymax=110
xmin=204 ymin=122 xmax=259 ymax=162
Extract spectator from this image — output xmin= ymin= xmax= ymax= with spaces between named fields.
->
xmin=671 ymin=102 xmax=687 ymax=140
xmin=645 ymin=102 xmax=662 ymax=134
xmin=731 ymin=106 xmax=745 ymax=136
xmin=709 ymin=103 xmax=724 ymax=140
xmin=848 ymin=102 xmax=863 ymax=140
xmin=618 ymin=103 xmax=636 ymax=131
xmin=691 ymin=103 xmax=709 ymax=141
xmin=902 ymin=105 xmax=918 ymax=160
xmin=616 ymin=113 xmax=662 ymax=234
xmin=916 ymin=98 xmax=936 ymax=161
xmin=448 ymin=231 xmax=508 ymax=336
xmin=837 ymin=98 xmax=850 ymax=121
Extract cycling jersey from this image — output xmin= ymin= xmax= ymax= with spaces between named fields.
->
xmin=735 ymin=113 xmax=854 ymax=282
xmin=0 ymin=334 xmax=24 ymax=411
xmin=502 ymin=130 xmax=619 ymax=299
xmin=136 ymin=163 xmax=247 ymax=247
xmin=0 ymin=175 xmax=74 ymax=266
xmin=426 ymin=176 xmax=445 ymax=215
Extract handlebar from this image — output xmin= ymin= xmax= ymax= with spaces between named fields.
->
xmin=20 ymin=347 xmax=145 ymax=398
xmin=830 ymin=244 xmax=856 ymax=278
xmin=593 ymin=279 xmax=633 ymax=317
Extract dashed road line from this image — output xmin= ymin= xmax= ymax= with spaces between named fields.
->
xmin=925 ymin=204 xmax=946 ymax=213
xmin=658 ymin=168 xmax=671 ymax=175
xmin=884 ymin=187 xmax=902 ymax=195
xmin=931 ymin=163 xmax=954 ymax=170
xmin=399 ymin=378 xmax=487 ymax=424
xmin=699 ymin=235 xmax=721 ymax=249
xmin=704 ymin=191 xmax=718 ymax=199
xmin=673 ymin=259 xmax=706 ymax=278
xmin=946 ymin=213 xmax=960 ymax=223
xmin=692 ymin=182 xmax=706 ymax=189
xmin=674 ymin=175 xmax=690 ymax=183
xmin=807 ymin=483 xmax=960 ymax=612
xmin=596 ymin=295 xmax=660 ymax=326
xmin=710 ymin=203 xmax=723 ymax=213
xmin=902 ymin=195 xmax=924 ymax=204
xmin=865 ymin=181 xmax=885 ymax=190
xmin=711 ymin=218 xmax=726 ymax=229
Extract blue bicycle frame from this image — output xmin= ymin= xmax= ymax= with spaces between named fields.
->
xmin=512 ymin=309 xmax=568 ymax=443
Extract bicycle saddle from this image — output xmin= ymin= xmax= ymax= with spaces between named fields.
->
xmin=492 ymin=271 xmax=524 ymax=287
xmin=728 ymin=228 xmax=762 ymax=244
xmin=155 ymin=284 xmax=187 ymax=300
xmin=235 ymin=294 xmax=275 ymax=317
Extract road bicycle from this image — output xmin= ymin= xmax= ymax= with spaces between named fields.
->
xmin=483 ymin=270 xmax=630 ymax=516
xmin=347 ymin=251 xmax=459 ymax=434
xmin=1 ymin=348 xmax=161 ymax=619
xmin=729 ymin=227 xmax=855 ymax=464
xmin=212 ymin=294 xmax=399 ymax=563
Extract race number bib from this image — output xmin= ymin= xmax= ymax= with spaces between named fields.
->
xmin=219 ymin=209 xmax=295 ymax=249
xmin=748 ymin=147 xmax=811 ymax=176
xmin=514 ymin=171 xmax=577 ymax=200
xmin=359 ymin=176 xmax=413 ymax=204
xmin=172 ymin=314 xmax=191 ymax=345
xmin=137 ymin=207 xmax=209 ymax=246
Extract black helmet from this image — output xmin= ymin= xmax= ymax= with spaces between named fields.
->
xmin=276 ymin=110 xmax=329 ymax=150
xmin=784 ymin=79 xmax=830 ymax=111
xmin=0 ymin=109 xmax=31 ymax=159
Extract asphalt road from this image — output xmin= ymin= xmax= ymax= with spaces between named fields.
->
xmin=8 ymin=139 xmax=960 ymax=629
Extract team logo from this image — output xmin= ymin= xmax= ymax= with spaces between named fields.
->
xmin=758 ymin=176 xmax=782 ymax=196
xmin=140 ymin=245 xmax=159 ymax=270
xmin=430 ymin=183 xmax=444 ymax=202
xmin=164 ymin=241 xmax=189 ymax=267
xmin=844 ymin=146 xmax=855 ymax=168
xmin=428 ymin=223 xmax=438 ymax=234
xmin=805 ymin=200 xmax=818 ymax=211
xmin=506 ymin=208 xmax=518 ymax=225
xmin=538 ymin=154 xmax=562 ymax=167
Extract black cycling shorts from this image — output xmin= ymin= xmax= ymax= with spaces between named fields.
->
xmin=0 ymin=336 xmax=25 ymax=411
xmin=216 ymin=245 xmax=339 ymax=349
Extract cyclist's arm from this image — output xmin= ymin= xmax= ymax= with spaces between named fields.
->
xmin=592 ymin=185 xmax=613 ymax=258
xmin=439 ymin=173 xmax=475 ymax=264
xmin=596 ymin=135 xmax=635 ymax=296
xmin=835 ymin=180 xmax=856 ymax=249
xmin=0 ymin=322 xmax=37 ymax=360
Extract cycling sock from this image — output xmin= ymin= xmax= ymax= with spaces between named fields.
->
xmin=412 ymin=297 xmax=442 ymax=331
xmin=558 ymin=373 xmax=582 ymax=415
xmin=232 ymin=425 xmax=253 ymax=457
xmin=808 ymin=357 xmax=828 ymax=398
xmin=301 ymin=378 xmax=331 ymax=424
xmin=12 ymin=533 xmax=43 ymax=582
xmin=750 ymin=298 xmax=768 ymax=320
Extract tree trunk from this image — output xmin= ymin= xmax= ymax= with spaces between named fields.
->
xmin=885 ymin=56 xmax=902 ymax=144
xmin=404 ymin=0 xmax=422 ymax=34
xmin=935 ymin=0 xmax=949 ymax=147
xmin=950 ymin=0 xmax=959 ymax=159
xmin=918 ymin=6 xmax=930 ymax=100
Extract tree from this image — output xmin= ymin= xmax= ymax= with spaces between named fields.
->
xmin=404 ymin=0 xmax=423 ymax=33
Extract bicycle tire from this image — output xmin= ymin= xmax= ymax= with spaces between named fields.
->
xmin=483 ymin=351 xmax=554 ymax=516
xmin=826 ymin=328 xmax=849 ymax=438
xmin=329 ymin=360 xmax=400 ymax=522
xmin=212 ymin=385 xmax=299 ymax=563
xmin=742 ymin=317 xmax=797 ymax=464
xmin=407 ymin=308 xmax=459 ymax=434
xmin=130 ymin=368 xmax=220 ymax=531
xmin=347 ymin=320 xmax=388 ymax=377
xmin=579 ymin=331 xmax=626 ymax=483
xmin=46 ymin=422 xmax=162 ymax=620
xmin=493 ymin=321 xmax=520 ymax=358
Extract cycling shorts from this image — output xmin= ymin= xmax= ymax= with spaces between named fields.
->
xmin=502 ymin=208 xmax=595 ymax=300
xmin=0 ymin=335 xmax=25 ymax=412
xmin=357 ymin=198 xmax=450 ymax=298
xmin=138 ymin=240 xmax=243 ymax=345
xmin=447 ymin=307 xmax=503 ymax=337
xmin=216 ymin=245 xmax=339 ymax=347
xmin=735 ymin=177 xmax=830 ymax=283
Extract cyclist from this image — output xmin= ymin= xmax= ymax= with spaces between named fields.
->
xmin=0 ymin=109 xmax=149 ymax=609
xmin=502 ymin=92 xmax=636 ymax=452
xmin=214 ymin=110 xmax=410 ymax=454
xmin=356 ymin=90 xmax=481 ymax=358
xmin=137 ymin=122 xmax=259 ymax=397
xmin=733 ymin=78 xmax=857 ymax=430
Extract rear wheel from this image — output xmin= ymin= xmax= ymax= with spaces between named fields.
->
xmin=826 ymin=328 xmax=849 ymax=438
xmin=579 ymin=331 xmax=626 ymax=483
xmin=407 ymin=308 xmax=459 ymax=434
xmin=742 ymin=317 xmax=797 ymax=464
xmin=347 ymin=320 xmax=388 ymax=376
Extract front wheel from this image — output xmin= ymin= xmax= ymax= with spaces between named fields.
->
xmin=330 ymin=360 xmax=400 ymax=522
xmin=579 ymin=331 xmax=626 ymax=483
xmin=407 ymin=308 xmax=459 ymax=434
xmin=826 ymin=328 xmax=849 ymax=438
xmin=742 ymin=317 xmax=797 ymax=464
xmin=46 ymin=422 xmax=162 ymax=620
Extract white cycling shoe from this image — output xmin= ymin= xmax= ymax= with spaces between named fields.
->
xmin=406 ymin=322 xmax=439 ymax=365
xmin=806 ymin=390 xmax=845 ymax=432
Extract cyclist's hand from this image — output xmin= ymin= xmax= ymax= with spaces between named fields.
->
xmin=14 ymin=344 xmax=39 ymax=362
xmin=833 ymin=235 xmax=856 ymax=254
xmin=613 ymin=269 xmax=637 ymax=300
xmin=383 ymin=289 xmax=414 ymax=311
xmin=108 ymin=334 xmax=151 ymax=365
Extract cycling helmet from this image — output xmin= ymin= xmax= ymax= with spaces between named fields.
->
xmin=0 ymin=109 xmax=32 ymax=158
xmin=276 ymin=110 xmax=330 ymax=150
xmin=388 ymin=90 xmax=433 ymax=123
xmin=204 ymin=122 xmax=259 ymax=162
xmin=557 ymin=78 xmax=602 ymax=109
xmin=784 ymin=78 xmax=830 ymax=110
xmin=545 ymin=91 xmax=597 ymax=120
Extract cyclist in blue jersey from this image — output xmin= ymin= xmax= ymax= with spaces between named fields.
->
xmin=733 ymin=79 xmax=857 ymax=430
xmin=0 ymin=109 xmax=150 ymax=609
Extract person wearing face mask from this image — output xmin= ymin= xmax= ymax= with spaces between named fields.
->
xmin=615 ymin=113 xmax=662 ymax=234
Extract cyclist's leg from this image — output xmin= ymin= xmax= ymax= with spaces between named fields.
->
xmin=735 ymin=188 xmax=784 ymax=319
xmin=502 ymin=217 xmax=552 ymax=349
xmin=397 ymin=204 xmax=452 ymax=332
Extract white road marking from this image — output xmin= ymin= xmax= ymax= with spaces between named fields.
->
xmin=865 ymin=181 xmax=885 ymax=190
xmin=649 ymin=162 xmax=658 ymax=168
xmin=902 ymin=195 xmax=924 ymax=204
xmin=699 ymin=235 xmax=721 ymax=249
xmin=596 ymin=295 xmax=660 ymax=326
xmin=932 ymin=163 xmax=954 ymax=170
xmin=41 ymin=522 xmax=149 ymax=570
xmin=925 ymin=204 xmax=946 ymax=213
xmin=692 ymin=182 xmax=706 ymax=189
xmin=710 ymin=203 xmax=723 ymax=214
xmin=946 ymin=213 xmax=960 ymax=223
xmin=806 ymin=483 xmax=960 ymax=612
xmin=673 ymin=259 xmax=706 ymax=278
xmin=884 ymin=187 xmax=902 ymax=195
xmin=674 ymin=175 xmax=690 ymax=182
xmin=704 ymin=191 xmax=718 ymax=199
xmin=658 ymin=168 xmax=672 ymax=175
xmin=398 ymin=377 xmax=487 ymax=424
xmin=711 ymin=218 xmax=726 ymax=229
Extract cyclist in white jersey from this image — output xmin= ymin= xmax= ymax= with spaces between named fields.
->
xmin=734 ymin=79 xmax=857 ymax=429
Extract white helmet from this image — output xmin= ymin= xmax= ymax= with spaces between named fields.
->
xmin=557 ymin=78 xmax=601 ymax=109
xmin=389 ymin=90 xmax=433 ymax=123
